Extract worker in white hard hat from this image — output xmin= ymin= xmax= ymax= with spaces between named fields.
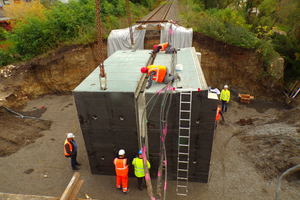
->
xmin=220 ymin=85 xmax=230 ymax=112
xmin=64 ymin=133 xmax=81 ymax=170
xmin=113 ymin=149 xmax=129 ymax=193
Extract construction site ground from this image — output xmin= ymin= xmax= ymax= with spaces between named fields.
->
xmin=0 ymin=93 xmax=299 ymax=200
xmin=0 ymin=27 xmax=299 ymax=199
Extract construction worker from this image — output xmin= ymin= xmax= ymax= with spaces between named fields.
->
xmin=216 ymin=105 xmax=224 ymax=122
xmin=113 ymin=149 xmax=129 ymax=193
xmin=153 ymin=42 xmax=169 ymax=53
xmin=140 ymin=65 xmax=174 ymax=89
xmin=64 ymin=133 xmax=81 ymax=170
xmin=220 ymin=85 xmax=230 ymax=112
xmin=132 ymin=150 xmax=151 ymax=190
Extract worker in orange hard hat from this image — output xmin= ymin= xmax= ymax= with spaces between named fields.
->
xmin=64 ymin=133 xmax=81 ymax=170
xmin=113 ymin=149 xmax=129 ymax=193
xmin=153 ymin=42 xmax=169 ymax=53
xmin=140 ymin=65 xmax=175 ymax=89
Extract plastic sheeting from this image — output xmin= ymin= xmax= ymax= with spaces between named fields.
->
xmin=107 ymin=23 xmax=193 ymax=57
xmin=160 ymin=23 xmax=193 ymax=49
xmin=107 ymin=25 xmax=146 ymax=57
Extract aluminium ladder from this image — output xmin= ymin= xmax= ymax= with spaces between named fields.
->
xmin=176 ymin=91 xmax=192 ymax=196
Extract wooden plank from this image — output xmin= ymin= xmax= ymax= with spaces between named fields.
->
xmin=69 ymin=179 xmax=84 ymax=200
xmin=60 ymin=172 xmax=80 ymax=200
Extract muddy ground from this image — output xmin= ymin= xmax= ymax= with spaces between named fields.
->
xmin=0 ymin=95 xmax=299 ymax=200
xmin=0 ymin=107 xmax=51 ymax=157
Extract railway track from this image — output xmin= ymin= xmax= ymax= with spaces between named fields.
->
xmin=137 ymin=0 xmax=177 ymax=23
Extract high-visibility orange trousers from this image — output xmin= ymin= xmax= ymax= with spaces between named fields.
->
xmin=116 ymin=175 xmax=128 ymax=192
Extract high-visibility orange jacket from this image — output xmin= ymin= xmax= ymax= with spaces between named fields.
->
xmin=216 ymin=107 xmax=221 ymax=121
xmin=114 ymin=158 xmax=128 ymax=177
xmin=64 ymin=139 xmax=73 ymax=157
xmin=147 ymin=65 xmax=167 ymax=83
xmin=158 ymin=42 xmax=169 ymax=51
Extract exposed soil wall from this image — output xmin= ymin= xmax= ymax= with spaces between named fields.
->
xmin=0 ymin=33 xmax=286 ymax=109
xmin=193 ymin=32 xmax=283 ymax=100
xmin=0 ymin=42 xmax=103 ymax=108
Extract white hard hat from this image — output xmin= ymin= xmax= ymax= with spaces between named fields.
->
xmin=118 ymin=149 xmax=125 ymax=156
xmin=224 ymin=85 xmax=228 ymax=89
xmin=67 ymin=133 xmax=75 ymax=138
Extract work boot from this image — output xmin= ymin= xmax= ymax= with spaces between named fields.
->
xmin=123 ymin=189 xmax=129 ymax=194
xmin=76 ymin=162 xmax=81 ymax=166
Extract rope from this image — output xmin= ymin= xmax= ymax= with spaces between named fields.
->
xmin=1 ymin=106 xmax=39 ymax=120
xmin=156 ymin=45 xmax=177 ymax=200
xmin=139 ymin=85 xmax=173 ymax=200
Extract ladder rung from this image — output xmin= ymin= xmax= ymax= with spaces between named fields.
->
xmin=178 ymin=160 xmax=189 ymax=163
xmin=177 ymin=177 xmax=188 ymax=180
xmin=179 ymin=127 xmax=190 ymax=129
xmin=178 ymin=169 xmax=188 ymax=172
xmin=177 ymin=193 xmax=187 ymax=196
xmin=181 ymin=101 xmax=191 ymax=103
xmin=180 ymin=92 xmax=191 ymax=95
xmin=179 ymin=135 xmax=190 ymax=138
xmin=180 ymin=110 xmax=191 ymax=112
xmin=180 ymin=119 xmax=190 ymax=121
xmin=179 ymin=141 xmax=189 ymax=144
xmin=178 ymin=152 xmax=189 ymax=155
xmin=177 ymin=185 xmax=188 ymax=187
xmin=179 ymin=144 xmax=189 ymax=147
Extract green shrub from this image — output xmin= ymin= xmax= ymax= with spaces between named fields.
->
xmin=224 ymin=24 xmax=258 ymax=48
xmin=190 ymin=10 xmax=258 ymax=49
xmin=256 ymin=39 xmax=280 ymax=67
xmin=207 ymin=8 xmax=251 ymax=29
xmin=0 ymin=49 xmax=15 ymax=66
xmin=272 ymin=33 xmax=300 ymax=81
xmin=0 ymin=28 xmax=8 ymax=40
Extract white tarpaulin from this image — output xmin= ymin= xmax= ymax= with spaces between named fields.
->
xmin=107 ymin=23 xmax=193 ymax=56
xmin=107 ymin=25 xmax=146 ymax=56
xmin=160 ymin=23 xmax=193 ymax=48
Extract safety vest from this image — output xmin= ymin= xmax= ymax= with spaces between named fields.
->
xmin=158 ymin=42 xmax=169 ymax=51
xmin=64 ymin=139 xmax=73 ymax=157
xmin=216 ymin=107 xmax=221 ymax=121
xmin=114 ymin=158 xmax=128 ymax=176
xmin=132 ymin=157 xmax=151 ymax=178
xmin=147 ymin=65 xmax=167 ymax=83
xmin=220 ymin=89 xmax=230 ymax=102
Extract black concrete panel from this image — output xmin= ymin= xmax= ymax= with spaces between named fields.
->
xmin=74 ymin=90 xmax=218 ymax=182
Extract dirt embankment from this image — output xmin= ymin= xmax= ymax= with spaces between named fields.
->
xmin=0 ymin=33 xmax=287 ymax=108
xmin=0 ymin=42 xmax=102 ymax=108
xmin=193 ymin=32 xmax=283 ymax=100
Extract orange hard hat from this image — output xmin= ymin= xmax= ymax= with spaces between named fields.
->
xmin=141 ymin=67 xmax=148 ymax=73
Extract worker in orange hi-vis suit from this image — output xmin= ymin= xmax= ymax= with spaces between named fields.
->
xmin=140 ymin=65 xmax=176 ymax=89
xmin=153 ymin=42 xmax=169 ymax=53
xmin=113 ymin=149 xmax=129 ymax=193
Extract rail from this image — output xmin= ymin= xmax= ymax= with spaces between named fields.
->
xmin=136 ymin=0 xmax=176 ymax=24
